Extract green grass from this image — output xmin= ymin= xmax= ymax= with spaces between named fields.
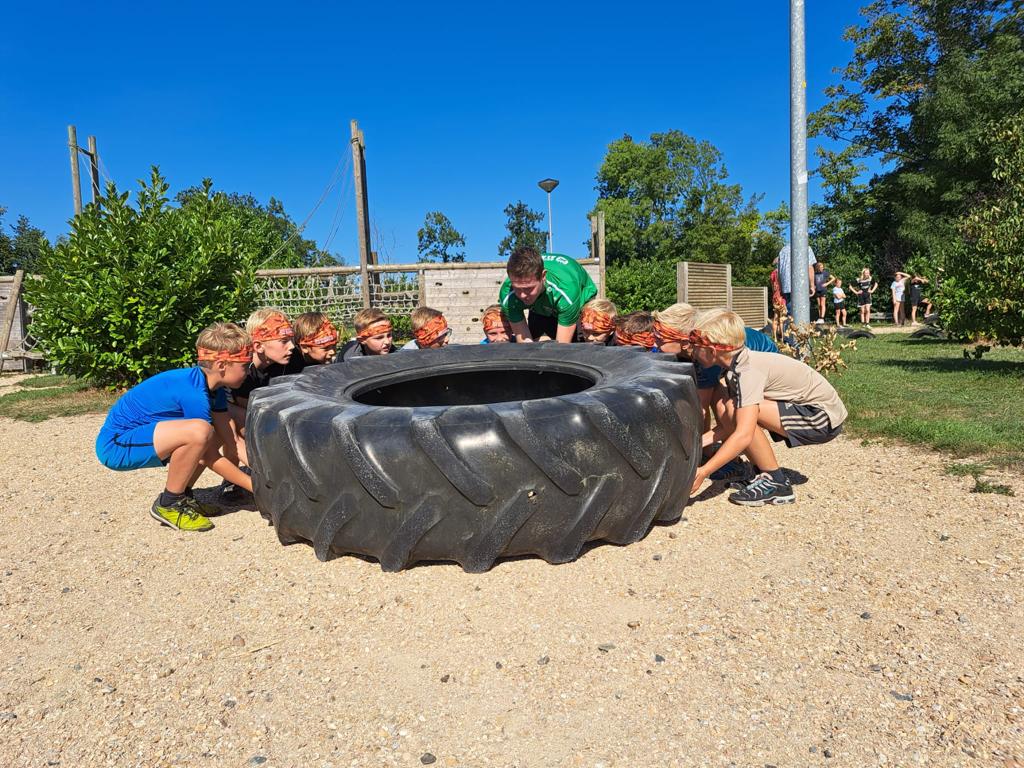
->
xmin=0 ymin=377 xmax=116 ymax=422
xmin=13 ymin=373 xmax=77 ymax=389
xmin=832 ymin=334 xmax=1024 ymax=467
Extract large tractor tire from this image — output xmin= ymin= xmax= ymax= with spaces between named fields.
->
xmin=246 ymin=344 xmax=702 ymax=572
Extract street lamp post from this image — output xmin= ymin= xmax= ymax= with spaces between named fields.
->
xmin=538 ymin=178 xmax=559 ymax=253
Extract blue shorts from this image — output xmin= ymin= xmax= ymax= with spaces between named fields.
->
xmin=95 ymin=423 xmax=166 ymax=471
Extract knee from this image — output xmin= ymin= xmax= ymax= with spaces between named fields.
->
xmin=184 ymin=420 xmax=215 ymax=446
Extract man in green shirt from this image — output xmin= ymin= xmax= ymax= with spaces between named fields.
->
xmin=498 ymin=247 xmax=598 ymax=343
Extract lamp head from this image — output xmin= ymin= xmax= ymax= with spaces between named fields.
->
xmin=537 ymin=178 xmax=559 ymax=193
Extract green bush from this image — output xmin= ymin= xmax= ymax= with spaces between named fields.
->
xmin=937 ymin=114 xmax=1024 ymax=347
xmin=26 ymin=169 xmax=278 ymax=387
xmin=606 ymin=256 xmax=677 ymax=313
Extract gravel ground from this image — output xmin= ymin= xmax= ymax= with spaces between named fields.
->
xmin=1 ymin=412 xmax=1022 ymax=767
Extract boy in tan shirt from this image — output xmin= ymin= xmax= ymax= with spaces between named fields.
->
xmin=689 ymin=309 xmax=848 ymax=506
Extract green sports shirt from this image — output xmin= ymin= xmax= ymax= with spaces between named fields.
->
xmin=498 ymin=253 xmax=598 ymax=326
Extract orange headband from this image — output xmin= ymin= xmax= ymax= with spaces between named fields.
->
xmin=356 ymin=319 xmax=393 ymax=341
xmin=197 ymin=344 xmax=253 ymax=364
xmin=250 ymin=314 xmax=294 ymax=342
xmin=615 ymin=329 xmax=656 ymax=348
xmin=687 ymin=329 xmax=742 ymax=352
xmin=653 ymin=320 xmax=691 ymax=344
xmin=298 ymin=319 xmax=339 ymax=348
xmin=482 ymin=308 xmax=509 ymax=333
xmin=414 ymin=315 xmax=450 ymax=347
xmin=580 ymin=306 xmax=615 ymax=334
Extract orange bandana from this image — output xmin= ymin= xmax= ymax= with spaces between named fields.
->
xmin=615 ymin=329 xmax=656 ymax=348
xmin=687 ymin=329 xmax=742 ymax=352
xmin=414 ymin=315 xmax=450 ymax=347
xmin=299 ymin=319 xmax=339 ymax=348
xmin=356 ymin=319 xmax=393 ymax=342
xmin=481 ymin=308 xmax=510 ymax=333
xmin=580 ymin=306 xmax=615 ymax=334
xmin=250 ymin=313 xmax=294 ymax=342
xmin=197 ymin=344 xmax=253 ymax=364
xmin=653 ymin=320 xmax=690 ymax=345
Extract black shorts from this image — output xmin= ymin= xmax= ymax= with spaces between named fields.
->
xmin=770 ymin=402 xmax=843 ymax=447
xmin=857 ymin=293 xmax=872 ymax=307
xmin=527 ymin=312 xmax=559 ymax=341
xmin=814 ymin=289 xmax=826 ymax=299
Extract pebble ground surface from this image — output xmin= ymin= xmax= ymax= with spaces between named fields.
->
xmin=1 ymin=411 xmax=1022 ymax=768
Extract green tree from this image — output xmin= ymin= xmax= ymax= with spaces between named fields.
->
xmin=0 ymin=208 xmax=52 ymax=274
xmin=594 ymin=130 xmax=786 ymax=311
xmin=417 ymin=210 xmax=466 ymax=263
xmin=937 ymin=113 xmax=1024 ymax=346
xmin=810 ymin=1 xmax=1024 ymax=267
xmin=25 ymin=169 xmax=311 ymax=387
xmin=497 ymin=201 xmax=547 ymax=257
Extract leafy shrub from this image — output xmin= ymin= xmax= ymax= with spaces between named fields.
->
xmin=937 ymin=114 xmax=1024 ymax=347
xmin=26 ymin=169 xmax=280 ymax=387
xmin=606 ymin=256 xmax=677 ymax=313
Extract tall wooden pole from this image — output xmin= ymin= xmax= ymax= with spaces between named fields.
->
xmin=597 ymin=210 xmax=607 ymax=299
xmin=351 ymin=120 xmax=372 ymax=307
xmin=67 ymin=125 xmax=82 ymax=216
xmin=87 ymin=136 xmax=101 ymax=202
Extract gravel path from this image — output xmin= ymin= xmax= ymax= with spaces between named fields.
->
xmin=1 ymin=413 xmax=1021 ymax=767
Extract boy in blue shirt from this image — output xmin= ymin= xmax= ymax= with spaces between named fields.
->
xmin=95 ymin=322 xmax=254 ymax=531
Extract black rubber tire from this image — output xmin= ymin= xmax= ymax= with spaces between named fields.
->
xmin=909 ymin=327 xmax=944 ymax=339
xmin=839 ymin=328 xmax=875 ymax=339
xmin=246 ymin=344 xmax=702 ymax=572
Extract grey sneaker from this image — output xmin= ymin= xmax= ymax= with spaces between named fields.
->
xmin=728 ymin=472 xmax=796 ymax=507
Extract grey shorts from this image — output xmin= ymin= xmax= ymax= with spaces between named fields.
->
xmin=770 ymin=402 xmax=843 ymax=448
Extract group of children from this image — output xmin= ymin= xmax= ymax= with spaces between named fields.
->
xmin=96 ymin=245 xmax=848 ymax=533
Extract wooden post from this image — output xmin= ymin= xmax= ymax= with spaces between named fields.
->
xmin=87 ymin=136 xmax=101 ymax=202
xmin=597 ymin=210 xmax=607 ymax=299
xmin=351 ymin=120 xmax=372 ymax=307
xmin=0 ymin=270 xmax=25 ymax=365
xmin=417 ymin=269 xmax=427 ymax=307
xmin=68 ymin=126 xmax=82 ymax=216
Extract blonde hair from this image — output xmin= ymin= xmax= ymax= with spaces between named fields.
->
xmin=581 ymin=297 xmax=618 ymax=319
xmin=195 ymin=322 xmax=251 ymax=368
xmin=245 ymin=307 xmax=289 ymax=336
xmin=652 ymin=302 xmax=696 ymax=334
xmin=352 ymin=307 xmax=387 ymax=333
xmin=410 ymin=306 xmax=444 ymax=332
xmin=693 ymin=308 xmax=746 ymax=348
xmin=293 ymin=311 xmax=335 ymax=344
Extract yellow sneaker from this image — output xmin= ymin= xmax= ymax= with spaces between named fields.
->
xmin=150 ymin=496 xmax=214 ymax=532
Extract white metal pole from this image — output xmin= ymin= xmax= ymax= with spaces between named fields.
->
xmin=789 ymin=0 xmax=810 ymax=324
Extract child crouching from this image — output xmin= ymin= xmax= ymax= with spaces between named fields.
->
xmin=341 ymin=308 xmax=394 ymax=359
xmin=95 ymin=322 xmax=255 ymax=531
xmin=402 ymin=307 xmax=452 ymax=350
xmin=294 ymin=312 xmax=341 ymax=365
xmin=688 ymin=309 xmax=848 ymax=507
xmin=578 ymin=298 xmax=617 ymax=344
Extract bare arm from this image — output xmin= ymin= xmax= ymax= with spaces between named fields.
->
xmin=511 ymin=320 xmax=533 ymax=342
xmin=691 ymin=405 xmax=758 ymax=493
xmin=555 ymin=323 xmax=577 ymax=343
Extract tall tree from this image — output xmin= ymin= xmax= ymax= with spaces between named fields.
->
xmin=593 ymin=130 xmax=787 ymax=310
xmin=0 ymin=207 xmax=52 ymax=274
xmin=809 ymin=1 xmax=1024 ymax=265
xmin=497 ymin=201 xmax=547 ymax=257
xmin=417 ymin=211 xmax=466 ymax=263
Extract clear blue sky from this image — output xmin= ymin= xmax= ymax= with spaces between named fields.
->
xmin=0 ymin=0 xmax=867 ymax=263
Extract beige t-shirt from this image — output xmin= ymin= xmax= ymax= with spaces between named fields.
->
xmin=722 ymin=349 xmax=848 ymax=427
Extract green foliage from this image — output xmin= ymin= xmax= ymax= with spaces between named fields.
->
xmin=0 ymin=378 xmax=115 ymax=422
xmin=175 ymin=187 xmax=339 ymax=269
xmin=810 ymin=1 xmax=1024 ymax=270
xmin=417 ymin=211 xmax=466 ymax=263
xmin=594 ymin=130 xmax=786 ymax=310
xmin=0 ymin=207 xmax=52 ymax=275
xmin=25 ymin=169 xmax=294 ymax=387
xmin=937 ymin=113 xmax=1024 ymax=346
xmin=497 ymin=201 xmax=547 ymax=257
